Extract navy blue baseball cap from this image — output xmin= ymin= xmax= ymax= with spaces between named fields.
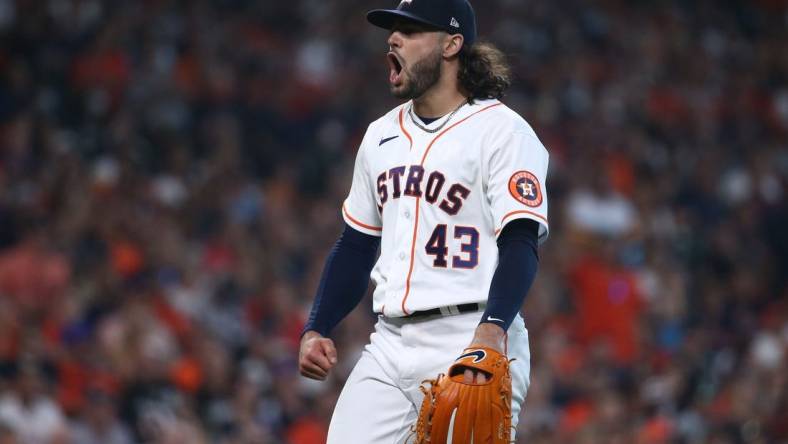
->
xmin=367 ymin=0 xmax=477 ymax=46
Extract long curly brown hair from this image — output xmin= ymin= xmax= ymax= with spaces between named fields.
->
xmin=458 ymin=41 xmax=512 ymax=104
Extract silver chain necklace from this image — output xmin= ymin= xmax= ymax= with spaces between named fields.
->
xmin=407 ymin=99 xmax=468 ymax=133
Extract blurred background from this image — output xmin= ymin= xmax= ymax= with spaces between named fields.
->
xmin=0 ymin=0 xmax=786 ymax=443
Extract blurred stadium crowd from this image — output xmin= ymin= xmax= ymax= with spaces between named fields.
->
xmin=0 ymin=0 xmax=787 ymax=443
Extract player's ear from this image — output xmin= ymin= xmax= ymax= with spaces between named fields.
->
xmin=442 ymin=33 xmax=464 ymax=58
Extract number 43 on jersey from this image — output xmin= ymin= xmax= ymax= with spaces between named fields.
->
xmin=425 ymin=224 xmax=479 ymax=269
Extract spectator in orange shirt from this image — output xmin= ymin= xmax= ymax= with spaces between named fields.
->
xmin=568 ymin=246 xmax=643 ymax=365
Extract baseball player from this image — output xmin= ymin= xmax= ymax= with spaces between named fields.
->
xmin=298 ymin=0 xmax=549 ymax=442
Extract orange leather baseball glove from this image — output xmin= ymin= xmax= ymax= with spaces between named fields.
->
xmin=413 ymin=346 xmax=513 ymax=444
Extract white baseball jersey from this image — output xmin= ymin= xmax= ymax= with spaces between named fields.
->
xmin=342 ymin=98 xmax=549 ymax=317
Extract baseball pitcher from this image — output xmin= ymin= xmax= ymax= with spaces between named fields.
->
xmin=299 ymin=0 xmax=549 ymax=442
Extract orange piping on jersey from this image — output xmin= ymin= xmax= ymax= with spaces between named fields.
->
xmin=494 ymin=209 xmax=548 ymax=235
xmin=400 ymin=102 xmax=503 ymax=316
xmin=398 ymin=107 xmax=413 ymax=149
xmin=419 ymin=103 xmax=503 ymax=165
xmin=400 ymin=196 xmax=421 ymax=315
xmin=343 ymin=204 xmax=383 ymax=232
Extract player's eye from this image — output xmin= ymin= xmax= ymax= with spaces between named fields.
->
xmin=390 ymin=27 xmax=414 ymax=35
xmin=390 ymin=21 xmax=425 ymax=35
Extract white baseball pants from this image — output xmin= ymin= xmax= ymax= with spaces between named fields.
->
xmin=327 ymin=311 xmax=531 ymax=443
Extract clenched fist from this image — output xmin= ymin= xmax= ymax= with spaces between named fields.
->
xmin=299 ymin=331 xmax=338 ymax=380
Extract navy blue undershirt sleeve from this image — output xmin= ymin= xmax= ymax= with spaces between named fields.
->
xmin=479 ymin=219 xmax=540 ymax=331
xmin=302 ymin=224 xmax=380 ymax=337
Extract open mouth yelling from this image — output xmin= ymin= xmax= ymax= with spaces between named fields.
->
xmin=387 ymin=52 xmax=404 ymax=85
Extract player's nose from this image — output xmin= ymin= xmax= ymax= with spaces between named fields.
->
xmin=387 ymin=31 xmax=403 ymax=49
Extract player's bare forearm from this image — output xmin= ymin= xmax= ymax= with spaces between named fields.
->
xmin=469 ymin=322 xmax=506 ymax=352
xmin=299 ymin=331 xmax=338 ymax=381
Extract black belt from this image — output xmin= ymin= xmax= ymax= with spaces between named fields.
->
xmin=405 ymin=303 xmax=484 ymax=319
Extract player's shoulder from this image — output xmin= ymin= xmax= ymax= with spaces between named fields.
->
xmin=355 ymin=103 xmax=407 ymax=153
xmin=473 ymin=99 xmax=538 ymax=137
xmin=367 ymin=102 xmax=408 ymax=133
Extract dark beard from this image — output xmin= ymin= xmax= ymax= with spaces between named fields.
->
xmin=392 ymin=47 xmax=442 ymax=100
